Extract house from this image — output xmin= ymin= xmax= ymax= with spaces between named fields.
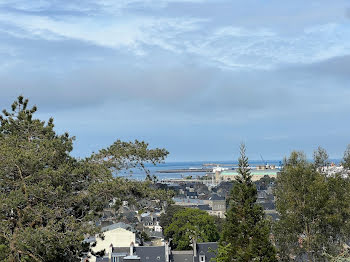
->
xmin=92 ymin=241 xmax=218 ymax=262
xmin=208 ymin=194 xmax=226 ymax=218
xmin=171 ymin=242 xmax=218 ymax=262
xmin=89 ymin=223 xmax=138 ymax=261
xmin=95 ymin=242 xmax=169 ymax=262
xmin=140 ymin=212 xmax=163 ymax=233
xmin=185 ymin=191 xmax=198 ymax=199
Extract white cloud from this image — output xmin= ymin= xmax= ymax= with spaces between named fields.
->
xmin=0 ymin=12 xmax=205 ymax=55
xmin=184 ymin=23 xmax=350 ymax=70
xmin=0 ymin=0 xmax=350 ymax=71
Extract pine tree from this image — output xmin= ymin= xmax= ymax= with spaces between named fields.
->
xmin=0 ymin=96 xmax=171 ymax=261
xmin=217 ymin=144 xmax=277 ymax=262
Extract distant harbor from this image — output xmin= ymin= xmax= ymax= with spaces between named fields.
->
xmin=118 ymin=160 xmax=341 ymax=181
xmin=157 ymin=168 xmax=213 ymax=173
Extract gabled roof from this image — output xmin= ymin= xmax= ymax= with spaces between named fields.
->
xmin=142 ymin=216 xmax=155 ymax=223
xmin=194 ymin=242 xmax=218 ymax=262
xmin=98 ymin=246 xmax=166 ymax=262
xmin=134 ymin=246 xmax=165 ymax=262
xmin=171 ymin=250 xmax=193 ymax=262
xmin=209 ymin=194 xmax=225 ymax=201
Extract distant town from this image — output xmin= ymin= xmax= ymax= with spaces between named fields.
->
xmin=84 ymin=161 xmax=346 ymax=262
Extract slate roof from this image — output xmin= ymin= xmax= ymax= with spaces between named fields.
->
xmin=134 ymin=246 xmax=165 ymax=262
xmin=97 ymin=246 xmax=165 ymax=262
xmin=95 ymin=243 xmax=219 ymax=262
xmin=142 ymin=216 xmax=155 ymax=223
xmin=194 ymin=242 xmax=218 ymax=262
xmin=171 ymin=250 xmax=193 ymax=262
xmin=209 ymin=194 xmax=225 ymax=201
xmin=260 ymin=202 xmax=275 ymax=210
xmin=257 ymin=191 xmax=268 ymax=199
xmin=197 ymin=205 xmax=211 ymax=211
xmin=186 ymin=191 xmax=198 ymax=197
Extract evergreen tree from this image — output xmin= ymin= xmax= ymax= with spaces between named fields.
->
xmin=217 ymin=144 xmax=277 ymax=262
xmin=274 ymin=151 xmax=350 ymax=261
xmin=342 ymin=144 xmax=350 ymax=169
xmin=313 ymin=146 xmax=329 ymax=169
xmin=0 ymin=96 xmax=170 ymax=262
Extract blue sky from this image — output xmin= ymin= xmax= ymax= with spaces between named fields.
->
xmin=1 ymin=0 xmax=350 ymax=161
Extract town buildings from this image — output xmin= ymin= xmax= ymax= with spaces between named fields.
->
xmin=92 ymin=241 xmax=217 ymax=262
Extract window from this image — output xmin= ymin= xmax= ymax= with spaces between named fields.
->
xmin=200 ymin=255 xmax=205 ymax=262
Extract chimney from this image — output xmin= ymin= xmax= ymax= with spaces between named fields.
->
xmin=130 ymin=242 xmax=134 ymax=256
xmin=192 ymin=238 xmax=197 ymax=257
xmin=165 ymin=241 xmax=170 ymax=262
xmin=108 ymin=244 xmax=113 ymax=262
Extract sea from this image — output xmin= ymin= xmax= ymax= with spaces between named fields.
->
xmin=117 ymin=160 xmax=283 ymax=181
xmin=117 ymin=159 xmax=342 ymax=181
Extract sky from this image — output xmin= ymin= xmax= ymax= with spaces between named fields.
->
xmin=0 ymin=0 xmax=350 ymax=161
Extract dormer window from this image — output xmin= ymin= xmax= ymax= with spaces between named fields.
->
xmin=200 ymin=255 xmax=205 ymax=262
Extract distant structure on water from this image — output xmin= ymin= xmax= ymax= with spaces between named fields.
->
xmin=212 ymin=164 xmax=279 ymax=183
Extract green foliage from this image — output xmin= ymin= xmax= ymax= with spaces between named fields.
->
xmin=313 ymin=146 xmax=329 ymax=168
xmin=343 ymin=145 xmax=350 ymax=169
xmin=0 ymin=236 xmax=10 ymax=261
xmin=159 ymin=205 xmax=186 ymax=232
xmin=327 ymin=249 xmax=350 ymax=262
xmin=164 ymin=208 xmax=219 ymax=250
xmin=89 ymin=139 xmax=168 ymax=172
xmin=217 ymin=144 xmax=277 ymax=262
xmin=274 ymin=151 xmax=350 ymax=261
xmin=254 ymin=175 xmax=275 ymax=190
xmin=213 ymin=216 xmax=225 ymax=233
xmin=140 ymin=231 xmax=151 ymax=242
xmin=0 ymin=96 xmax=170 ymax=262
xmin=213 ymin=243 xmax=232 ymax=262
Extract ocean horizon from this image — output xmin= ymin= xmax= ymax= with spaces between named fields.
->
xmin=117 ymin=159 xmax=342 ymax=181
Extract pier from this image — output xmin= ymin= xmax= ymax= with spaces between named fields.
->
xmin=156 ymin=168 xmax=212 ymax=173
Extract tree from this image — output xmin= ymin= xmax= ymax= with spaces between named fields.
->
xmin=343 ymin=145 xmax=350 ymax=169
xmin=159 ymin=205 xmax=186 ymax=232
xmin=254 ymin=175 xmax=275 ymax=190
xmin=274 ymin=151 xmax=350 ymax=261
xmin=217 ymin=144 xmax=277 ymax=262
xmin=164 ymin=208 xmax=219 ymax=250
xmin=0 ymin=96 xmax=170 ymax=262
xmin=327 ymin=249 xmax=350 ymax=262
xmin=313 ymin=146 xmax=329 ymax=169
